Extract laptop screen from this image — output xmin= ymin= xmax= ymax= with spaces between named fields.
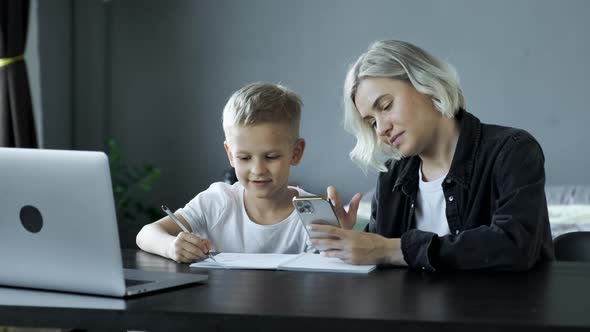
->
xmin=0 ymin=148 xmax=127 ymax=296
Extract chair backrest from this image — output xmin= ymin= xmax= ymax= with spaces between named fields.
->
xmin=553 ymin=231 xmax=590 ymax=262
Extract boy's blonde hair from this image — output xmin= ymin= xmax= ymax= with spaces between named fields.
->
xmin=222 ymin=82 xmax=302 ymax=142
xmin=343 ymin=40 xmax=465 ymax=173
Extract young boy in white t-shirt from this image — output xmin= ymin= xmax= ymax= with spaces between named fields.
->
xmin=136 ymin=82 xmax=314 ymax=263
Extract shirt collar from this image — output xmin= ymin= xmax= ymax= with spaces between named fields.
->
xmin=446 ymin=109 xmax=481 ymax=188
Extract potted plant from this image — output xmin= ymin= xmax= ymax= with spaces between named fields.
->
xmin=107 ymin=139 xmax=161 ymax=248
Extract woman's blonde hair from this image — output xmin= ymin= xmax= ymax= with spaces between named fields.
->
xmin=343 ymin=40 xmax=465 ymax=173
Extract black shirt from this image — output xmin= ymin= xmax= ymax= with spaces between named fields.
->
xmin=367 ymin=110 xmax=555 ymax=271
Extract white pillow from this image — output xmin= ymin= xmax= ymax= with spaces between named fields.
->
xmin=548 ymin=204 xmax=590 ymax=238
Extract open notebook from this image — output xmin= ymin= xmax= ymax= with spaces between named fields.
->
xmin=190 ymin=253 xmax=376 ymax=274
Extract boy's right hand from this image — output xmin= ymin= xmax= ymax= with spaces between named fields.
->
xmin=167 ymin=232 xmax=212 ymax=263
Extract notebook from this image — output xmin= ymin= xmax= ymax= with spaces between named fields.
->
xmin=0 ymin=147 xmax=208 ymax=297
xmin=190 ymin=253 xmax=376 ymax=274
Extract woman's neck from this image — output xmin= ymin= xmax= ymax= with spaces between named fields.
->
xmin=419 ymin=116 xmax=460 ymax=182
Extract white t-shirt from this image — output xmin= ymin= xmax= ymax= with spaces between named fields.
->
xmin=415 ymin=166 xmax=451 ymax=237
xmin=177 ymin=182 xmax=312 ymax=254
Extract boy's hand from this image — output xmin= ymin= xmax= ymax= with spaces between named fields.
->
xmin=167 ymin=232 xmax=212 ymax=263
xmin=327 ymin=186 xmax=362 ymax=230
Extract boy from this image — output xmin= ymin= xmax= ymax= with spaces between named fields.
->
xmin=136 ymin=82 xmax=313 ymax=263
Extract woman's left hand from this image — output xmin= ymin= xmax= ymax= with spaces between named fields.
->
xmin=307 ymin=225 xmax=406 ymax=266
xmin=326 ymin=185 xmax=362 ymax=230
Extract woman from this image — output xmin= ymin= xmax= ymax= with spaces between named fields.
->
xmin=309 ymin=40 xmax=554 ymax=271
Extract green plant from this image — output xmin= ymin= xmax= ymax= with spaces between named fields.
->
xmin=107 ymin=138 xmax=161 ymax=225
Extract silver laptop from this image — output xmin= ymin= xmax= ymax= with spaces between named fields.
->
xmin=0 ymin=147 xmax=208 ymax=297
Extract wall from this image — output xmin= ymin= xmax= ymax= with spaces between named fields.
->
xmin=35 ymin=0 xmax=73 ymax=149
xmin=35 ymin=0 xmax=590 ymax=217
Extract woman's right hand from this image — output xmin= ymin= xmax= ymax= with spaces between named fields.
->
xmin=167 ymin=232 xmax=212 ymax=263
xmin=326 ymin=186 xmax=362 ymax=230
xmin=307 ymin=225 xmax=406 ymax=265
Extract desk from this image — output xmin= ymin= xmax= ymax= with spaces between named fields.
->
xmin=1 ymin=249 xmax=589 ymax=332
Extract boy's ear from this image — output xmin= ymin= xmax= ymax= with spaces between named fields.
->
xmin=291 ymin=138 xmax=306 ymax=165
xmin=224 ymin=141 xmax=236 ymax=167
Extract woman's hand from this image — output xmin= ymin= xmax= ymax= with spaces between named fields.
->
xmin=167 ymin=232 xmax=212 ymax=263
xmin=326 ymin=186 xmax=362 ymax=230
xmin=307 ymin=225 xmax=406 ymax=266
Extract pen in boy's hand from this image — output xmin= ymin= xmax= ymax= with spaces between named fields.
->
xmin=161 ymin=204 xmax=189 ymax=233
xmin=207 ymin=251 xmax=218 ymax=263
xmin=161 ymin=204 xmax=217 ymax=262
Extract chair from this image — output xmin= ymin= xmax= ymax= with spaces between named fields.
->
xmin=553 ymin=231 xmax=590 ymax=262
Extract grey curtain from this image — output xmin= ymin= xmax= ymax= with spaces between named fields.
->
xmin=0 ymin=0 xmax=37 ymax=148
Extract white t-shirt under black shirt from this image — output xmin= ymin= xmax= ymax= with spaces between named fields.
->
xmin=177 ymin=182 xmax=312 ymax=254
xmin=415 ymin=166 xmax=451 ymax=237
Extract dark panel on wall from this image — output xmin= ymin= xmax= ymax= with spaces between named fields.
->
xmin=37 ymin=0 xmax=73 ymax=149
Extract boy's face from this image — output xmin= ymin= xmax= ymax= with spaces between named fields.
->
xmin=224 ymin=122 xmax=304 ymax=200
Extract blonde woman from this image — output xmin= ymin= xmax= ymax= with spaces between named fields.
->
xmin=309 ymin=40 xmax=554 ymax=271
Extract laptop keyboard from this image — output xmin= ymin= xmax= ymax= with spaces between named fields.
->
xmin=125 ymin=278 xmax=151 ymax=287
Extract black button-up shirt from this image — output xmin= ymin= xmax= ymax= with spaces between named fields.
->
xmin=367 ymin=110 xmax=555 ymax=271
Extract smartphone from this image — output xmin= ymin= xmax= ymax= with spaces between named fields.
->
xmin=293 ymin=195 xmax=341 ymax=239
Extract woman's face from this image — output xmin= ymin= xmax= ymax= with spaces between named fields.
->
xmin=353 ymin=77 xmax=440 ymax=157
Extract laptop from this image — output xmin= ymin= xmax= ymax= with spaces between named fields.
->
xmin=0 ymin=147 xmax=208 ymax=297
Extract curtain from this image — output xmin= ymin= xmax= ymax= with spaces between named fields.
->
xmin=0 ymin=0 xmax=37 ymax=148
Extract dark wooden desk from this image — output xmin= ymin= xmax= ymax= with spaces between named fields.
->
xmin=1 ymin=249 xmax=590 ymax=332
